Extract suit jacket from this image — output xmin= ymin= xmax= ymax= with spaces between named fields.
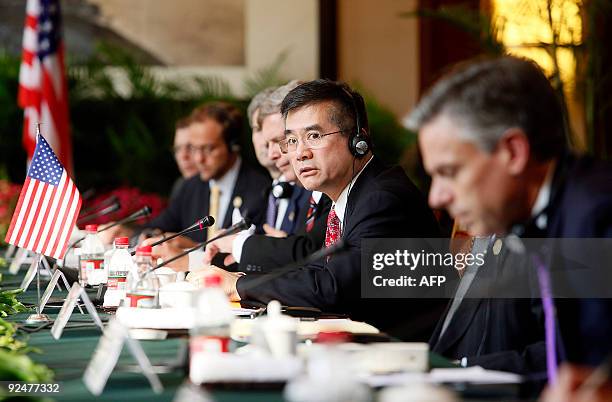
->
xmin=430 ymin=241 xmax=547 ymax=375
xmin=532 ymin=155 xmax=612 ymax=366
xmin=144 ymin=162 xmax=270 ymax=242
xmin=239 ymin=194 xmax=331 ymax=273
xmin=279 ymin=185 xmax=311 ymax=234
xmin=236 ymin=157 xmax=446 ymax=340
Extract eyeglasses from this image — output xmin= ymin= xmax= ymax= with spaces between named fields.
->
xmin=278 ymin=130 xmax=344 ymax=154
xmin=172 ymin=144 xmax=220 ymax=156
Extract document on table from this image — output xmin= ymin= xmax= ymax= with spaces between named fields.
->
xmin=364 ymin=366 xmax=522 ymax=388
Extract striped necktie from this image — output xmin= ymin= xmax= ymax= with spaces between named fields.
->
xmin=305 ymin=195 xmax=317 ymax=232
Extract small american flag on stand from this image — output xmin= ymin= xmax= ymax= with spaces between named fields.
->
xmin=5 ymin=132 xmax=81 ymax=259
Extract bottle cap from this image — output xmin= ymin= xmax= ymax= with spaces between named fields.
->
xmin=204 ymin=273 xmax=221 ymax=287
xmin=85 ymin=224 xmax=98 ymax=232
xmin=315 ymin=331 xmax=351 ymax=344
xmin=114 ymin=237 xmax=129 ymax=246
xmin=136 ymin=245 xmax=152 ymax=256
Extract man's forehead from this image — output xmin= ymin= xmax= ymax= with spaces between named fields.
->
xmin=262 ymin=113 xmax=285 ymax=141
xmin=189 ymin=120 xmax=223 ymax=142
xmin=285 ymin=102 xmax=334 ymax=131
xmin=419 ymin=115 xmax=480 ymax=169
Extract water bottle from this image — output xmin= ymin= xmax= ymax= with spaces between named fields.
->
xmin=125 ymin=245 xmax=160 ymax=308
xmin=189 ymin=273 xmax=234 ymax=384
xmin=78 ymin=224 xmax=106 ymax=286
xmin=103 ymin=237 xmax=134 ymax=307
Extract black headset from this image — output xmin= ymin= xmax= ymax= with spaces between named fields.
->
xmin=343 ymin=88 xmax=371 ymax=158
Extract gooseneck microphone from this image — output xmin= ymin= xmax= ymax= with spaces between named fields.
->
xmin=77 ymin=200 xmax=121 ymax=225
xmin=130 ymin=216 xmax=215 ymax=256
xmin=238 ymin=239 xmax=348 ymax=292
xmin=78 ymin=195 xmax=119 ymax=218
xmin=68 ymin=205 xmax=152 ymax=250
xmin=151 ymin=217 xmax=251 ymax=270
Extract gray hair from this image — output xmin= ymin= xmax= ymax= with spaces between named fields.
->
xmin=247 ymin=87 xmax=275 ymax=128
xmin=406 ymin=56 xmax=567 ymax=161
xmin=258 ymin=80 xmax=303 ymax=122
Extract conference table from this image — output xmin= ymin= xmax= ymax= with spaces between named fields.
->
xmin=2 ymin=266 xmax=534 ymax=402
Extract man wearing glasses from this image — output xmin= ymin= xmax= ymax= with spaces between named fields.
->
xmin=169 ymin=116 xmax=199 ymax=200
xmin=117 ymin=102 xmax=270 ymax=247
xmin=191 ymin=80 xmax=444 ymax=340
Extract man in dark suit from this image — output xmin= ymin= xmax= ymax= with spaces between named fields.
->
xmin=193 ymin=80 xmax=444 ymax=340
xmin=201 ymin=82 xmax=332 ymax=273
xmin=408 ymin=56 xmax=612 ymax=397
xmin=143 ymin=101 xmax=270 ymax=244
xmin=428 ymin=236 xmax=546 ymax=374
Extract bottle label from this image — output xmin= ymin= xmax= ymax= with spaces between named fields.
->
xmin=125 ymin=292 xmax=156 ymax=308
xmin=81 ymin=258 xmax=104 ymax=270
xmin=107 ymin=272 xmax=129 ymax=290
xmin=190 ymin=335 xmax=230 ymax=354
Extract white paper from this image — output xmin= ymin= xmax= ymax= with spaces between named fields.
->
xmin=363 ymin=366 xmax=522 ymax=388
xmin=429 ymin=366 xmax=522 ymax=384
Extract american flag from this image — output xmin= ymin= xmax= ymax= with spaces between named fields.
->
xmin=5 ymin=134 xmax=82 ymax=259
xmin=18 ymin=0 xmax=73 ymax=174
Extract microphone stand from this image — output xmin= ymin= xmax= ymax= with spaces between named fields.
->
xmin=238 ymin=240 xmax=348 ymax=292
xmin=151 ymin=218 xmax=251 ymax=270
xmin=129 ymin=217 xmax=215 ymax=256
xmin=77 ymin=201 xmax=121 ymax=226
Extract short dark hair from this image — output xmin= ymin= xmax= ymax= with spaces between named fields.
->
xmin=175 ymin=115 xmax=192 ymax=131
xmin=407 ymin=56 xmax=567 ymax=161
xmin=280 ymin=79 xmax=369 ymax=137
xmin=190 ymin=101 xmax=242 ymax=150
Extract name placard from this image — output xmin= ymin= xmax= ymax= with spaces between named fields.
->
xmin=51 ymin=283 xmax=103 ymax=340
xmin=39 ymin=270 xmax=72 ymax=313
xmin=9 ymin=248 xmax=29 ymax=275
xmin=83 ymin=318 xmax=163 ymax=396
xmin=19 ymin=255 xmax=42 ymax=291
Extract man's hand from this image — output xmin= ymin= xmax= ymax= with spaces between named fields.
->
xmin=540 ymin=364 xmax=612 ymax=402
xmin=141 ymin=236 xmax=189 ymax=272
xmin=263 ymin=224 xmax=288 ymax=238
xmin=203 ymin=233 xmax=237 ymax=264
xmin=98 ymin=223 xmax=133 ymax=246
xmin=186 ymin=266 xmax=243 ymax=301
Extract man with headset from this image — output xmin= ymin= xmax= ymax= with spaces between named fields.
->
xmin=191 ymin=80 xmax=444 ymax=340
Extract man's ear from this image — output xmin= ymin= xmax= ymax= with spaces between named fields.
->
xmin=496 ymin=128 xmax=530 ymax=176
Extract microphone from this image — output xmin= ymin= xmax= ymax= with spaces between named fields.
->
xmin=67 ymin=206 xmax=152 ymax=250
xmin=151 ymin=217 xmax=251 ymax=270
xmin=271 ymin=182 xmax=294 ymax=199
xmin=97 ymin=205 xmax=152 ymax=234
xmin=130 ymin=216 xmax=215 ymax=256
xmin=77 ymin=200 xmax=121 ymax=226
xmin=238 ymin=240 xmax=349 ymax=292
xmin=79 ymin=195 xmax=119 ymax=217
xmin=207 ymin=217 xmax=251 ymax=243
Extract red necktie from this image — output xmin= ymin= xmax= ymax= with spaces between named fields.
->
xmin=324 ymin=207 xmax=341 ymax=248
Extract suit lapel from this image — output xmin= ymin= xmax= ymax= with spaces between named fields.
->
xmin=281 ymin=186 xmax=308 ymax=234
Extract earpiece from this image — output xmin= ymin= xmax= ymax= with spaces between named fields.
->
xmin=343 ymin=88 xmax=370 ymax=158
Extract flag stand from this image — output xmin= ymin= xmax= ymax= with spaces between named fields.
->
xmin=24 ymin=253 xmax=52 ymax=324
